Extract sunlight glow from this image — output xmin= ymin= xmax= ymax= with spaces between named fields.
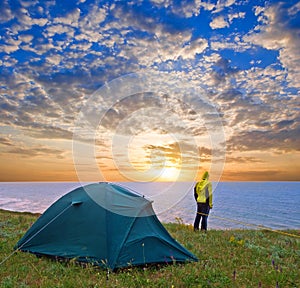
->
xmin=158 ymin=163 xmax=181 ymax=181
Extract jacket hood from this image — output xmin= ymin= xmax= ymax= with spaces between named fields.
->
xmin=197 ymin=171 xmax=209 ymax=190
xmin=202 ymin=171 xmax=209 ymax=180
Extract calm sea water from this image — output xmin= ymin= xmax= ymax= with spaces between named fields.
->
xmin=0 ymin=182 xmax=299 ymax=230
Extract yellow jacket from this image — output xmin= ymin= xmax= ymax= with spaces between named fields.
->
xmin=194 ymin=172 xmax=213 ymax=208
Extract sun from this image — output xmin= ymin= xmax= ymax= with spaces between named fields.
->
xmin=159 ymin=165 xmax=180 ymax=181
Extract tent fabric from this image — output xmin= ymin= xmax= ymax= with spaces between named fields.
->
xmin=15 ymin=182 xmax=198 ymax=270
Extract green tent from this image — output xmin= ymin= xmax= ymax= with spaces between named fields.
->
xmin=15 ymin=182 xmax=197 ymax=270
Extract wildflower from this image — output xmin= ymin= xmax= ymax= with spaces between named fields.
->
xmin=229 ymin=235 xmax=235 ymax=243
xmin=237 ymin=239 xmax=244 ymax=246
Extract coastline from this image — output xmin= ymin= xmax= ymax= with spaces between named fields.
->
xmin=1 ymin=208 xmax=299 ymax=234
xmin=1 ymin=181 xmax=300 ymax=231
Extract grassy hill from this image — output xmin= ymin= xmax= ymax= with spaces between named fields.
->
xmin=0 ymin=209 xmax=299 ymax=287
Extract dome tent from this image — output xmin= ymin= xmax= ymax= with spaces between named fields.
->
xmin=15 ymin=182 xmax=197 ymax=270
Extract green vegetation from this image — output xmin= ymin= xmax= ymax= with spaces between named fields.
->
xmin=0 ymin=209 xmax=299 ymax=287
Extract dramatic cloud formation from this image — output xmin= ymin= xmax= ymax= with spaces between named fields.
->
xmin=0 ymin=0 xmax=299 ymax=181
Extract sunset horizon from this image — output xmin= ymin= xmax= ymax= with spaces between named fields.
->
xmin=1 ymin=0 xmax=299 ymax=183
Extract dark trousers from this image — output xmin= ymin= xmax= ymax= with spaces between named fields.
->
xmin=193 ymin=203 xmax=210 ymax=231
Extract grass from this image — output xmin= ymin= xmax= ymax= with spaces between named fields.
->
xmin=0 ymin=209 xmax=299 ymax=287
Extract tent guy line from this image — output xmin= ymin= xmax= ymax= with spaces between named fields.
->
xmin=0 ymin=203 xmax=73 ymax=266
xmin=16 ymin=203 xmax=74 ymax=251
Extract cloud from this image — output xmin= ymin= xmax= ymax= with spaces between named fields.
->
xmin=0 ymin=0 xmax=14 ymax=23
xmin=228 ymin=12 xmax=246 ymax=23
xmin=22 ymin=124 xmax=74 ymax=140
xmin=179 ymin=38 xmax=208 ymax=60
xmin=78 ymin=4 xmax=108 ymax=29
xmin=0 ymin=136 xmax=14 ymax=146
xmin=225 ymin=156 xmax=264 ymax=163
xmin=5 ymin=145 xmax=65 ymax=158
xmin=0 ymin=133 xmax=66 ymax=159
xmin=227 ymin=127 xmax=300 ymax=153
xmin=209 ymin=57 xmax=239 ymax=85
xmin=13 ymin=4 xmax=48 ymax=29
xmin=221 ymin=169 xmax=282 ymax=181
xmin=45 ymin=23 xmax=76 ymax=39
xmin=212 ymin=0 xmax=236 ymax=14
xmin=0 ymin=74 xmax=77 ymax=140
xmin=210 ymin=11 xmax=245 ymax=30
xmin=18 ymin=34 xmax=34 ymax=43
xmin=108 ymin=2 xmax=209 ymax=63
xmin=144 ymin=142 xmax=181 ymax=161
xmin=54 ymin=8 xmax=81 ymax=26
xmin=162 ymin=0 xmax=202 ymax=18
xmin=1 ymin=38 xmax=21 ymax=54
xmin=99 ymin=93 xmax=164 ymax=130
xmin=244 ymin=2 xmax=300 ymax=88
xmin=210 ymin=15 xmax=229 ymax=29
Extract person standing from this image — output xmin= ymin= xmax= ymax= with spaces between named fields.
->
xmin=193 ymin=171 xmax=213 ymax=231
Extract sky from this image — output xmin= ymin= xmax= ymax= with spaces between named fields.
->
xmin=0 ymin=0 xmax=299 ymax=182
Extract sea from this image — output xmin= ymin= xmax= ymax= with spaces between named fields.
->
xmin=0 ymin=181 xmax=299 ymax=230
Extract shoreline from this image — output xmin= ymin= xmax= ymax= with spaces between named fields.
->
xmin=1 ymin=208 xmax=299 ymax=235
xmin=0 ymin=208 xmax=41 ymax=217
